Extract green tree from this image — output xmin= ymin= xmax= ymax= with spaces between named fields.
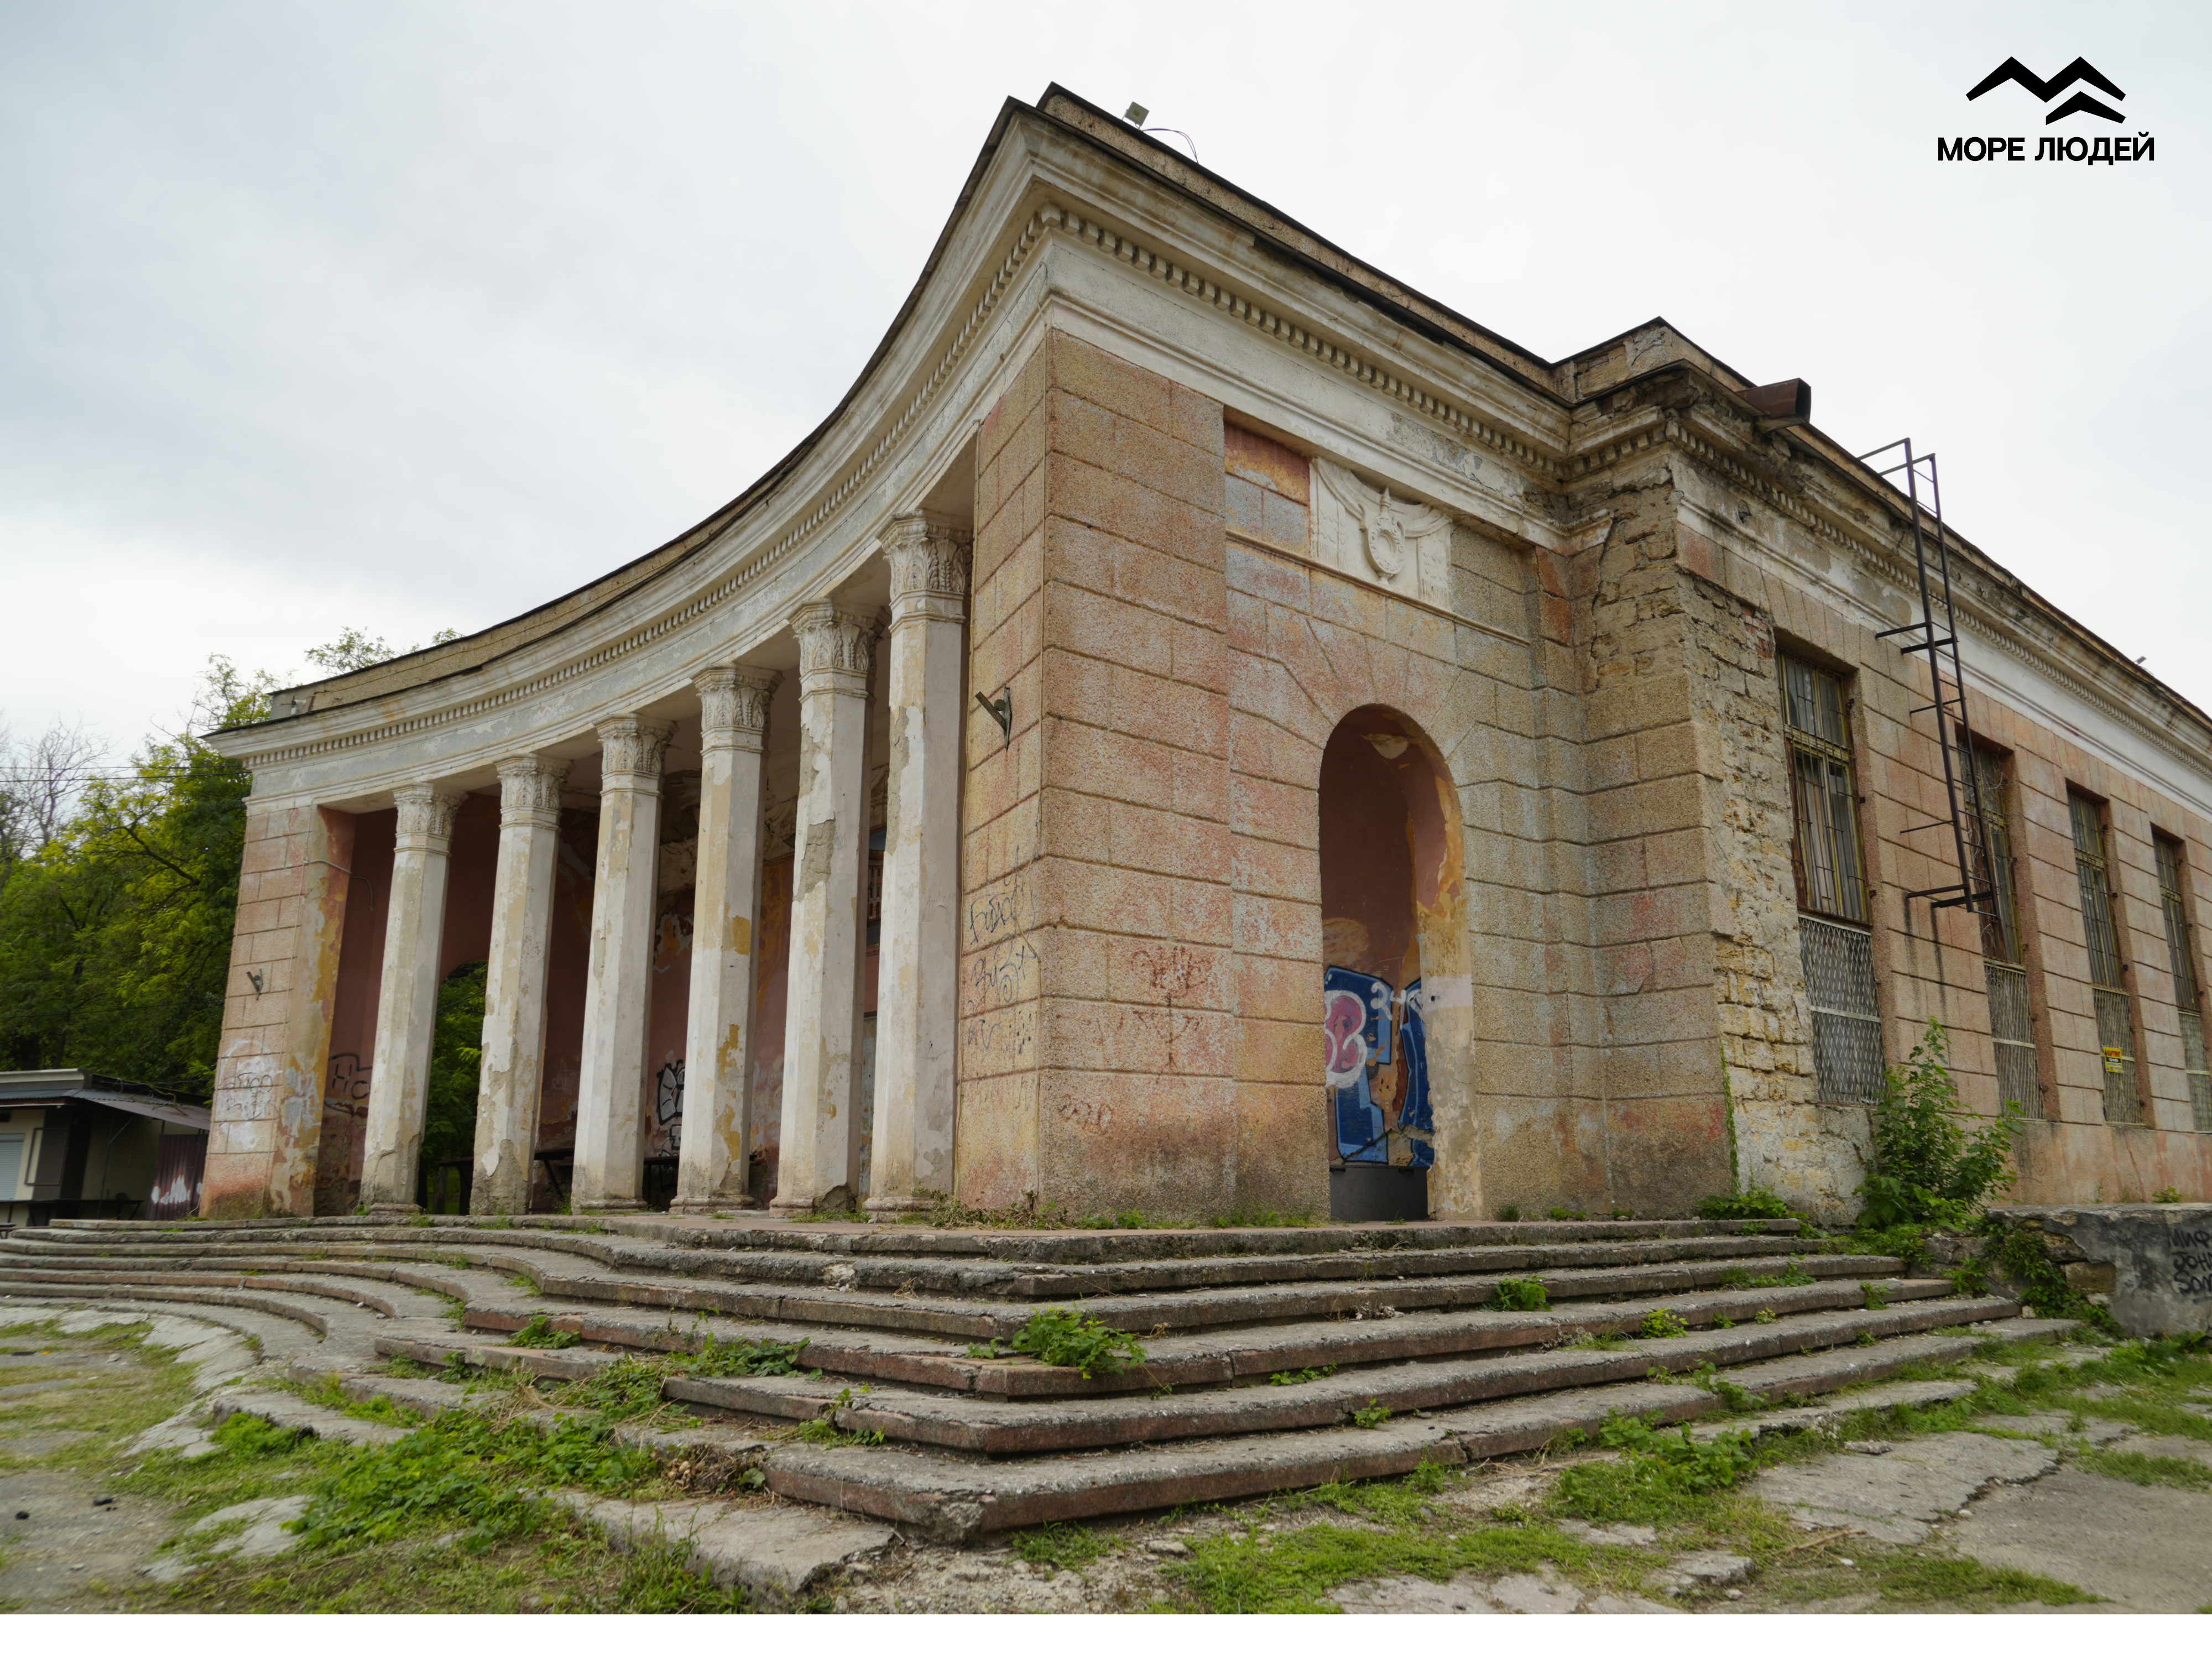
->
xmin=422 ymin=961 xmax=487 ymax=1172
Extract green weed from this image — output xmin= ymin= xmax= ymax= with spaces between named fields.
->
xmin=508 ymin=1314 xmax=580 ymax=1349
xmin=1551 ymin=1414 xmax=1761 ymax=1525
xmin=1489 ymin=1278 xmax=1551 ymax=1312
xmin=1858 ymin=1020 xmax=2023 ymax=1229
xmin=1350 ymin=1402 xmax=1392 ymax=1428
xmin=1695 ymin=1187 xmax=1794 ymax=1220
xmin=2077 ymin=1449 xmax=2212 ymax=1491
xmin=1009 ymin=1308 xmax=1147 ymax=1379
xmin=1269 ymin=1365 xmax=1337 ymax=1386
xmin=1637 ymin=1309 xmax=1690 ymax=1340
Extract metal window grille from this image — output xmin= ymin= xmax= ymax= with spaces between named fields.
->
xmin=1801 ymin=915 xmax=1885 ymax=1103
xmin=1971 ymin=748 xmax=2024 ymax=965
xmin=1984 ymin=962 xmax=2039 ymax=1113
xmin=2070 ymin=792 xmax=2141 ymax=1123
xmin=1783 ymin=658 xmax=1869 ymax=924
xmin=2154 ymin=836 xmax=2212 ymax=1131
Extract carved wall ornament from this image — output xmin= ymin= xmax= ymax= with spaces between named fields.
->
xmin=791 ymin=602 xmax=875 ymax=692
xmin=392 ymin=782 xmax=467 ymax=851
xmin=695 ymin=665 xmax=780 ymax=748
xmin=495 ymin=755 xmax=571 ymax=826
xmin=596 ymin=716 xmax=676 ymax=787
xmin=1311 ymin=457 xmax=1457 ymax=608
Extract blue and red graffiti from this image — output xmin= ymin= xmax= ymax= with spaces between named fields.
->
xmin=1323 ymin=966 xmax=1433 ymax=1167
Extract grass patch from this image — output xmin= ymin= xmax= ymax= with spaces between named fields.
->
xmin=1170 ymin=1520 xmax=1610 ymax=1614
xmin=1550 ymin=1415 xmax=1761 ymax=1526
xmin=1011 ymin=1521 xmax=1118 ymax=1569
xmin=1782 ymin=1551 xmax=2100 ymax=1609
xmin=2077 ymin=1448 xmax=2212 ymax=1491
xmin=1489 ymin=1278 xmax=1550 ymax=1312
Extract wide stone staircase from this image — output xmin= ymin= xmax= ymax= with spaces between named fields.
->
xmin=0 ymin=1213 xmax=2070 ymax=1541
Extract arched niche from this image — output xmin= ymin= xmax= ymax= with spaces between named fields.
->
xmin=1317 ymin=706 xmax=1472 ymax=1220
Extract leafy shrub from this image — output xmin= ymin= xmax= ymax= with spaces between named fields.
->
xmin=508 ymin=1314 xmax=580 ymax=1349
xmin=1695 ymin=1187 xmax=1795 ymax=1220
xmin=1489 ymin=1278 xmax=1551 ymax=1312
xmin=1009 ymin=1308 xmax=1146 ymax=1378
xmin=1857 ymin=1020 xmax=2023 ymax=1229
xmin=1862 ymin=1282 xmax=1890 ymax=1311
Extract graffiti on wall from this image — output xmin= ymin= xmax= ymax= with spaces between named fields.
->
xmin=1322 ymin=966 xmax=1433 ymax=1167
xmin=654 ymin=1060 xmax=684 ymax=1155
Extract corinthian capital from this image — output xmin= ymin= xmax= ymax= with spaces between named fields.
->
xmin=596 ymin=715 xmax=675 ymax=789
xmin=791 ymin=602 xmax=875 ymax=696
xmin=393 ymin=782 xmax=467 ymax=852
xmin=884 ymin=516 xmax=972 ymax=625
xmin=495 ymin=755 xmax=571 ymax=827
xmin=694 ymin=665 xmax=780 ymax=752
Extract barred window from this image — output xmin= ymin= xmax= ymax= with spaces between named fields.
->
xmin=1785 ymin=656 xmax=1881 ymax=1102
xmin=2155 ymin=835 xmax=2212 ymax=1131
xmin=1783 ymin=658 xmax=1869 ymax=924
xmin=2070 ymin=791 xmax=2142 ymax=1124
xmin=1973 ymin=749 xmax=2040 ymax=1114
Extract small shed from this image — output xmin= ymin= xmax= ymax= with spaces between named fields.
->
xmin=0 ymin=1071 xmax=211 ymax=1229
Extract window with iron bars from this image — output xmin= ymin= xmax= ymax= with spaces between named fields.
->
xmin=2070 ymin=791 xmax=2142 ymax=1124
xmin=1970 ymin=748 xmax=2040 ymax=1114
xmin=1784 ymin=656 xmax=1882 ymax=1102
xmin=2154 ymin=835 xmax=2212 ymax=1131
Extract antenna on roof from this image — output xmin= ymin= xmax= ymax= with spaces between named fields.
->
xmin=1120 ymin=101 xmax=1201 ymax=164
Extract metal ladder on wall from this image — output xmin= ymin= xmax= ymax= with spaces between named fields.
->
xmin=1857 ymin=437 xmax=1998 ymax=920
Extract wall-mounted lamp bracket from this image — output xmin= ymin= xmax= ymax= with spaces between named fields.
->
xmin=975 ymin=687 xmax=1012 ymax=746
xmin=247 ymin=970 xmax=265 ymax=998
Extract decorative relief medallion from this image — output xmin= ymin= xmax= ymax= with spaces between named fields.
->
xmin=1311 ymin=457 xmax=1457 ymax=608
xmin=791 ymin=602 xmax=875 ymax=692
xmin=393 ymin=782 xmax=467 ymax=851
xmin=695 ymin=666 xmax=779 ymax=749
xmin=885 ymin=515 xmax=972 ymax=622
xmin=596 ymin=715 xmax=676 ymax=786
xmin=495 ymin=755 xmax=571 ymax=826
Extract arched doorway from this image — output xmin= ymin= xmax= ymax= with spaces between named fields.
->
xmin=1318 ymin=708 xmax=1467 ymax=1220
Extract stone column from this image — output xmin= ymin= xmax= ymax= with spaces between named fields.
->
xmin=672 ymin=666 xmax=779 ymax=1214
xmin=867 ymin=519 xmax=971 ymax=1216
xmin=572 ymin=715 xmax=675 ymax=1213
xmin=471 ymin=755 xmax=570 ymax=1215
xmin=359 ymin=783 xmax=466 ymax=1214
xmin=772 ymin=604 xmax=874 ymax=1214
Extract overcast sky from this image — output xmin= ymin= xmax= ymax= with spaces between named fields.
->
xmin=2 ymin=2 xmax=2205 ymax=758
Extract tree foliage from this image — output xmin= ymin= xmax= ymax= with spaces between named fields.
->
xmin=0 ymin=658 xmax=273 ymax=1088
xmin=1856 ymin=1019 xmax=2025 ymax=1230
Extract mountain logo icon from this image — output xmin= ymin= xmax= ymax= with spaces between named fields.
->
xmin=1966 ymin=57 xmax=2126 ymax=124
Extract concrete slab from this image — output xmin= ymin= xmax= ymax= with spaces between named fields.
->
xmin=206 ymin=1389 xmax=410 ymax=1447
xmin=1752 ymin=1431 xmax=2058 ymax=1544
xmin=1333 ymin=1572 xmax=1503 ymax=1613
xmin=561 ymin=1493 xmax=894 ymax=1606
xmin=1950 ymin=1463 xmax=2212 ymax=1611
xmin=145 ymin=1494 xmax=312 ymax=1582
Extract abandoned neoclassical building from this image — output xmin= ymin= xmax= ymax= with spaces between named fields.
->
xmin=201 ymin=85 xmax=2212 ymax=1228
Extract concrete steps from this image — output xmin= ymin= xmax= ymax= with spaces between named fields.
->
xmin=0 ymin=1213 xmax=2062 ymax=1541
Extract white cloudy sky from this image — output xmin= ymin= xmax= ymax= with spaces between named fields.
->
xmin=2 ymin=2 xmax=2204 ymax=755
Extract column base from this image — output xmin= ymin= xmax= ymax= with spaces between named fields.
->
xmin=667 ymin=1198 xmax=759 ymax=1217
xmin=576 ymin=1199 xmax=645 ymax=1215
xmin=863 ymin=1194 xmax=931 ymax=1219
xmin=366 ymin=1202 xmax=422 ymax=1219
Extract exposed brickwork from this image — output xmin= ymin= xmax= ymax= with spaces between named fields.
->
xmin=206 ymin=804 xmax=353 ymax=1217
